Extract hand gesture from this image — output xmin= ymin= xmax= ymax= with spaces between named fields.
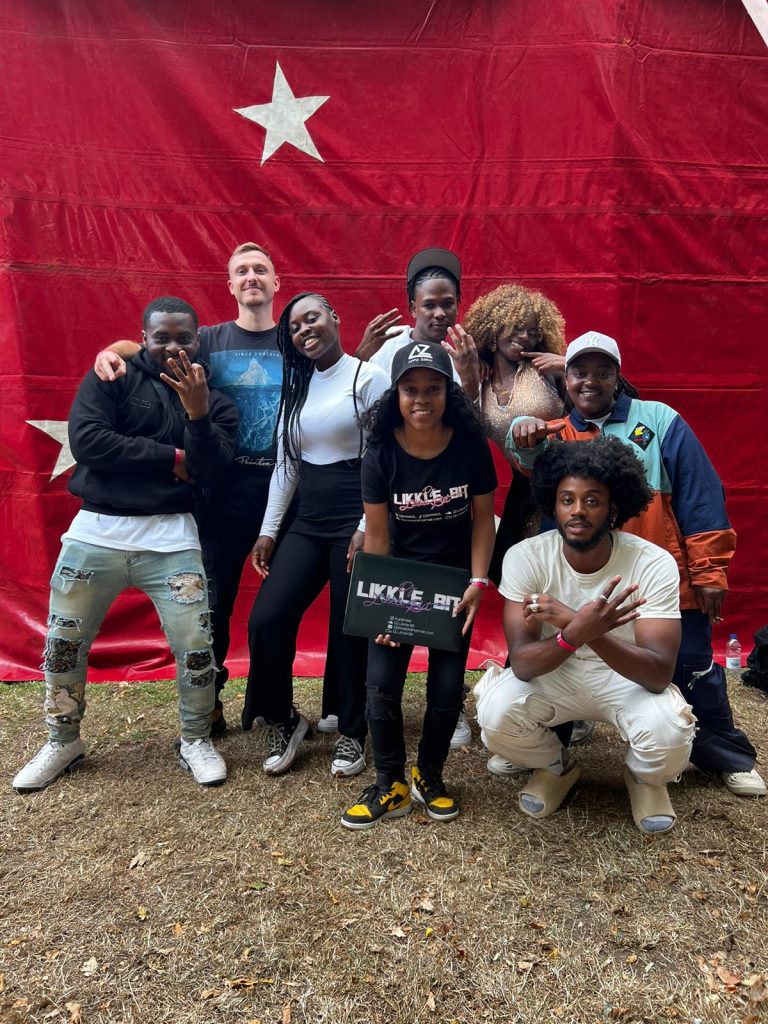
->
xmin=564 ymin=576 xmax=646 ymax=647
xmin=251 ymin=536 xmax=276 ymax=579
xmin=511 ymin=417 xmax=567 ymax=449
xmin=454 ymin=584 xmax=484 ymax=635
xmin=357 ymin=309 xmax=402 ymax=360
xmin=95 ymin=349 xmax=127 ymax=382
xmin=443 ymin=324 xmax=480 ymax=398
xmin=161 ymin=351 xmax=209 ymax=420
xmin=346 ymin=529 xmax=364 ymax=573
xmin=518 ymin=351 xmax=566 ymax=376
xmin=522 ymin=591 xmax=574 ymax=630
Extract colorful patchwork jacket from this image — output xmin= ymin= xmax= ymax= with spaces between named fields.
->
xmin=505 ymin=393 xmax=736 ymax=610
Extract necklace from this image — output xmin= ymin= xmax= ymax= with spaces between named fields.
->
xmin=399 ymin=425 xmax=449 ymax=458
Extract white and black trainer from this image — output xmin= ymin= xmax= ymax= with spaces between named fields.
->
xmin=263 ymin=714 xmax=309 ymax=775
xmin=330 ymin=736 xmax=365 ymax=778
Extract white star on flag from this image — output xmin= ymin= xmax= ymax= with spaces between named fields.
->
xmin=27 ymin=420 xmax=76 ymax=480
xmin=234 ymin=62 xmax=329 ymax=165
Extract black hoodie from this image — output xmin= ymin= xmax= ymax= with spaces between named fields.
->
xmin=67 ymin=350 xmax=238 ymax=516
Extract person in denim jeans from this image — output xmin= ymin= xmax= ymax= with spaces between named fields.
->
xmin=12 ymin=296 xmax=238 ymax=793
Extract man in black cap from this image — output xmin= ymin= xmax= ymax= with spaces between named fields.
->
xmin=356 ymin=247 xmax=481 ymax=400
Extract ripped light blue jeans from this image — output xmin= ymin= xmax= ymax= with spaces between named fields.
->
xmin=42 ymin=540 xmax=216 ymax=743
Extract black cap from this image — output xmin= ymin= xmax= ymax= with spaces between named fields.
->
xmin=406 ymin=247 xmax=461 ymax=290
xmin=391 ymin=341 xmax=454 ymax=385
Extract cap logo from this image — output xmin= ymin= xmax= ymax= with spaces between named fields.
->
xmin=409 ymin=344 xmax=432 ymax=360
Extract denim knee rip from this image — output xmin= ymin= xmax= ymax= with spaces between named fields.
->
xmin=57 ymin=565 xmax=94 ymax=584
xmin=183 ymin=649 xmax=215 ymax=687
xmin=47 ymin=613 xmax=83 ymax=631
xmin=42 ymin=635 xmax=84 ymax=675
xmin=167 ymin=572 xmax=205 ymax=604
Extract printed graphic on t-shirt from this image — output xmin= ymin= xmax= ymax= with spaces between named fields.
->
xmin=393 ymin=481 xmax=471 ymax=523
xmin=208 ymin=349 xmax=282 ymax=465
xmin=629 ymin=422 xmax=655 ymax=451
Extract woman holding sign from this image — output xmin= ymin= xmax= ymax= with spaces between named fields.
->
xmin=341 ymin=343 xmax=496 ymax=830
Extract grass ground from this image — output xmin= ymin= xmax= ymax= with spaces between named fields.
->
xmin=1 ymin=673 xmax=767 ymax=1024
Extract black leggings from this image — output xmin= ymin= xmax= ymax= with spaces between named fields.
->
xmin=365 ymin=631 xmax=471 ymax=787
xmin=244 ymin=530 xmax=367 ymax=740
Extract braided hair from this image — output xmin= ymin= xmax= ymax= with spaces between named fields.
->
xmin=407 ymin=267 xmax=461 ymax=304
xmin=274 ymin=291 xmax=337 ymax=465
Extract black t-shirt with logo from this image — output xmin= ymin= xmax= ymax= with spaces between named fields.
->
xmin=362 ymin=433 xmax=497 ymax=569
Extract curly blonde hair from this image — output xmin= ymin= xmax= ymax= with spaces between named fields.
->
xmin=464 ymin=284 xmax=565 ymax=363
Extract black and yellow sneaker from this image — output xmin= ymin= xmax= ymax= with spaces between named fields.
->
xmin=341 ymin=781 xmax=412 ymax=831
xmin=411 ymin=766 xmax=460 ymax=821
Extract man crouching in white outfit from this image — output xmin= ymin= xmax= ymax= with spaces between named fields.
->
xmin=476 ymin=435 xmax=696 ymax=834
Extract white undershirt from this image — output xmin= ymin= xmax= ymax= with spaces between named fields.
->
xmin=63 ymin=510 xmax=201 ymax=552
xmin=260 ymin=354 xmax=390 ymax=538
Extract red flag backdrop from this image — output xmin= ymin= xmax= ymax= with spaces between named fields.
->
xmin=1 ymin=1 xmax=766 ymax=681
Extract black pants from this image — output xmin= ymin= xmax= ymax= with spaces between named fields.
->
xmin=199 ymin=509 xmax=339 ymax=717
xmin=674 ymin=609 xmax=756 ymax=774
xmin=366 ymin=631 xmax=471 ymax=787
xmin=244 ymin=530 xmax=367 ymax=740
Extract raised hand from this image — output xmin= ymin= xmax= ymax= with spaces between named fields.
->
xmin=443 ymin=324 xmax=480 ymax=398
xmin=356 ymin=309 xmax=403 ymax=360
xmin=161 ymin=351 xmax=209 ymax=420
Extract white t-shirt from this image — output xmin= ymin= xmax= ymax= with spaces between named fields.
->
xmin=368 ymin=327 xmax=462 ymax=385
xmin=500 ymin=530 xmax=680 ymax=665
xmin=260 ymin=353 xmax=390 ymax=538
xmin=63 ymin=510 xmax=201 ymax=553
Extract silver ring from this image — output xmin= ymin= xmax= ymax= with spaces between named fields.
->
xmin=530 ymin=603 xmax=540 ymax=614
xmin=598 ymin=593 xmax=609 ymax=602
xmin=530 ymin=593 xmax=540 ymax=603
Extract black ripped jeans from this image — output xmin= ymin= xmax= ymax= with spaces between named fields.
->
xmin=365 ymin=630 xmax=471 ymax=788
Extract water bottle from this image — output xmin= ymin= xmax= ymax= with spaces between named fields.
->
xmin=725 ymin=634 xmax=742 ymax=671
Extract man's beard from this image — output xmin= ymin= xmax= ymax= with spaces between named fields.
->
xmin=557 ymin=516 xmax=613 ymax=553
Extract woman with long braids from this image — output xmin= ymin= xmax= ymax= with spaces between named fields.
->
xmin=341 ymin=343 xmax=496 ymax=830
xmin=243 ymin=293 xmax=389 ymax=777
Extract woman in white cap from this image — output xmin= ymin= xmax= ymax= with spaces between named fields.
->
xmin=341 ymin=342 xmax=496 ymax=830
xmin=504 ymin=330 xmax=765 ymax=800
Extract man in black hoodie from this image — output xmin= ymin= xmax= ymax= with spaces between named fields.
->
xmin=12 ymin=297 xmax=238 ymax=793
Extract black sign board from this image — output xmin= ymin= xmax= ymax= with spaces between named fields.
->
xmin=344 ymin=552 xmax=469 ymax=652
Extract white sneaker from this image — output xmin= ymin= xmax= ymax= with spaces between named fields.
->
xmin=330 ymin=736 xmax=366 ymax=777
xmin=13 ymin=738 xmax=85 ymax=792
xmin=722 ymin=768 xmax=767 ymax=797
xmin=317 ymin=714 xmax=339 ymax=734
xmin=179 ymin=738 xmax=227 ymax=787
xmin=450 ymin=711 xmax=473 ymax=750
xmin=571 ymin=720 xmax=596 ymax=745
xmin=487 ymin=754 xmax=529 ymax=778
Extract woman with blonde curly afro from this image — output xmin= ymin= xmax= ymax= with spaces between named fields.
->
xmin=463 ymin=285 xmax=567 ymax=584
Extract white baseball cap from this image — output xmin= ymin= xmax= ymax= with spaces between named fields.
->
xmin=565 ymin=331 xmax=621 ymax=368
